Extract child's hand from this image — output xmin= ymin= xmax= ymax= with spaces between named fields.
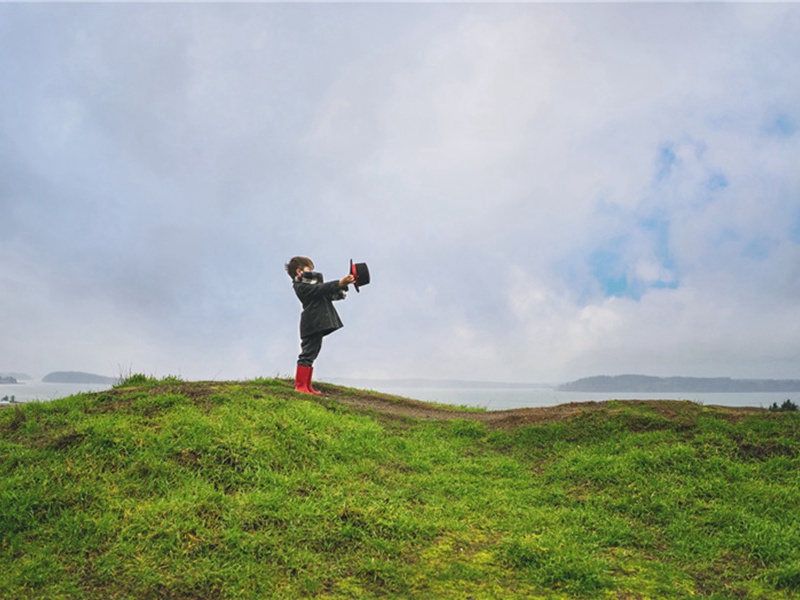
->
xmin=339 ymin=274 xmax=356 ymax=288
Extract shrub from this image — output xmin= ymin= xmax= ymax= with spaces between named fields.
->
xmin=768 ymin=399 xmax=798 ymax=412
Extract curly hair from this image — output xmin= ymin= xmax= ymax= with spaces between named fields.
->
xmin=285 ymin=256 xmax=314 ymax=279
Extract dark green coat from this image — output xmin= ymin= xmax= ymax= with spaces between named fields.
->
xmin=293 ymin=272 xmax=346 ymax=338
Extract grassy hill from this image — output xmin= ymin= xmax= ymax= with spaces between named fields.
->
xmin=1 ymin=376 xmax=799 ymax=599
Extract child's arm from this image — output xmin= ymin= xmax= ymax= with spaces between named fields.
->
xmin=295 ymin=272 xmax=355 ymax=302
xmin=332 ymin=274 xmax=354 ymax=302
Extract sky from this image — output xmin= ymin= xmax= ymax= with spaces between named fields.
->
xmin=2 ymin=2 xmax=799 ymax=384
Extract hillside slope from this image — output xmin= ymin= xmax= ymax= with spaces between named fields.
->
xmin=1 ymin=377 xmax=799 ymax=599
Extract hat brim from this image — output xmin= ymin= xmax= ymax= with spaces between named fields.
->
xmin=350 ymin=259 xmax=359 ymax=292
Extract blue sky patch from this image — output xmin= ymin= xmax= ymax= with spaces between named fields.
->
xmin=706 ymin=172 xmax=729 ymax=191
xmin=655 ymin=144 xmax=678 ymax=181
xmin=763 ymin=113 xmax=797 ymax=138
xmin=584 ymin=215 xmax=680 ymax=303
xmin=589 ymin=248 xmax=635 ymax=299
xmin=639 ymin=217 xmax=675 ymax=270
xmin=742 ymin=237 xmax=774 ymax=262
xmin=790 ymin=208 xmax=800 ymax=243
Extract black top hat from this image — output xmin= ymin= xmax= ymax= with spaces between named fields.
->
xmin=350 ymin=259 xmax=370 ymax=293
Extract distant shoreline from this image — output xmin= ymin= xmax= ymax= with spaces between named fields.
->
xmin=557 ymin=375 xmax=800 ymax=393
xmin=42 ymin=371 xmax=118 ymax=385
xmin=330 ymin=375 xmax=800 ymax=393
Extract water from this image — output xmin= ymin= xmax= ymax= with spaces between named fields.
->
xmin=349 ymin=384 xmax=797 ymax=411
xmin=0 ymin=381 xmax=113 ymax=405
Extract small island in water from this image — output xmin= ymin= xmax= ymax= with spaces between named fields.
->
xmin=1 ymin=372 xmax=30 ymax=384
xmin=42 ymin=371 xmax=118 ymax=385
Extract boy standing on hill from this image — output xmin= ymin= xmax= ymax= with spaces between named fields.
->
xmin=286 ymin=256 xmax=355 ymax=395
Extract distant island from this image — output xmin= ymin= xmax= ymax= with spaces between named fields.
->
xmin=42 ymin=371 xmax=118 ymax=385
xmin=0 ymin=372 xmax=32 ymax=381
xmin=557 ymin=375 xmax=800 ymax=393
xmin=0 ymin=376 xmax=18 ymax=384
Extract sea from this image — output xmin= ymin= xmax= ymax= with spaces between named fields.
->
xmin=0 ymin=381 xmax=113 ymax=405
xmin=1 ymin=380 xmax=796 ymax=412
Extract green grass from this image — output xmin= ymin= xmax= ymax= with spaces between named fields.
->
xmin=1 ymin=378 xmax=800 ymax=598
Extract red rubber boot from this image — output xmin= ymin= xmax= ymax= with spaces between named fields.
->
xmin=306 ymin=366 xmax=323 ymax=396
xmin=295 ymin=365 xmax=313 ymax=394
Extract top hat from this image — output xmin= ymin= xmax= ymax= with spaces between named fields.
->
xmin=350 ymin=259 xmax=370 ymax=293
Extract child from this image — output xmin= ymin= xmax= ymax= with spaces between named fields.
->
xmin=286 ymin=256 xmax=355 ymax=395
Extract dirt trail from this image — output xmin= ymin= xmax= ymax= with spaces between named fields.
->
xmin=320 ymin=386 xmax=764 ymax=429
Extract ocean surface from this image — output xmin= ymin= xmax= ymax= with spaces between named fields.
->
xmin=1 ymin=380 xmax=796 ymax=411
xmin=0 ymin=381 xmax=113 ymax=404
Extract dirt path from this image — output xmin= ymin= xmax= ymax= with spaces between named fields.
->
xmin=324 ymin=389 xmax=586 ymax=426
xmin=320 ymin=386 xmax=764 ymax=429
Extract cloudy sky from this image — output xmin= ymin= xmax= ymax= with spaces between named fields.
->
xmin=2 ymin=3 xmax=799 ymax=383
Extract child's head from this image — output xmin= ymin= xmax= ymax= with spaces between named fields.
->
xmin=286 ymin=256 xmax=314 ymax=279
